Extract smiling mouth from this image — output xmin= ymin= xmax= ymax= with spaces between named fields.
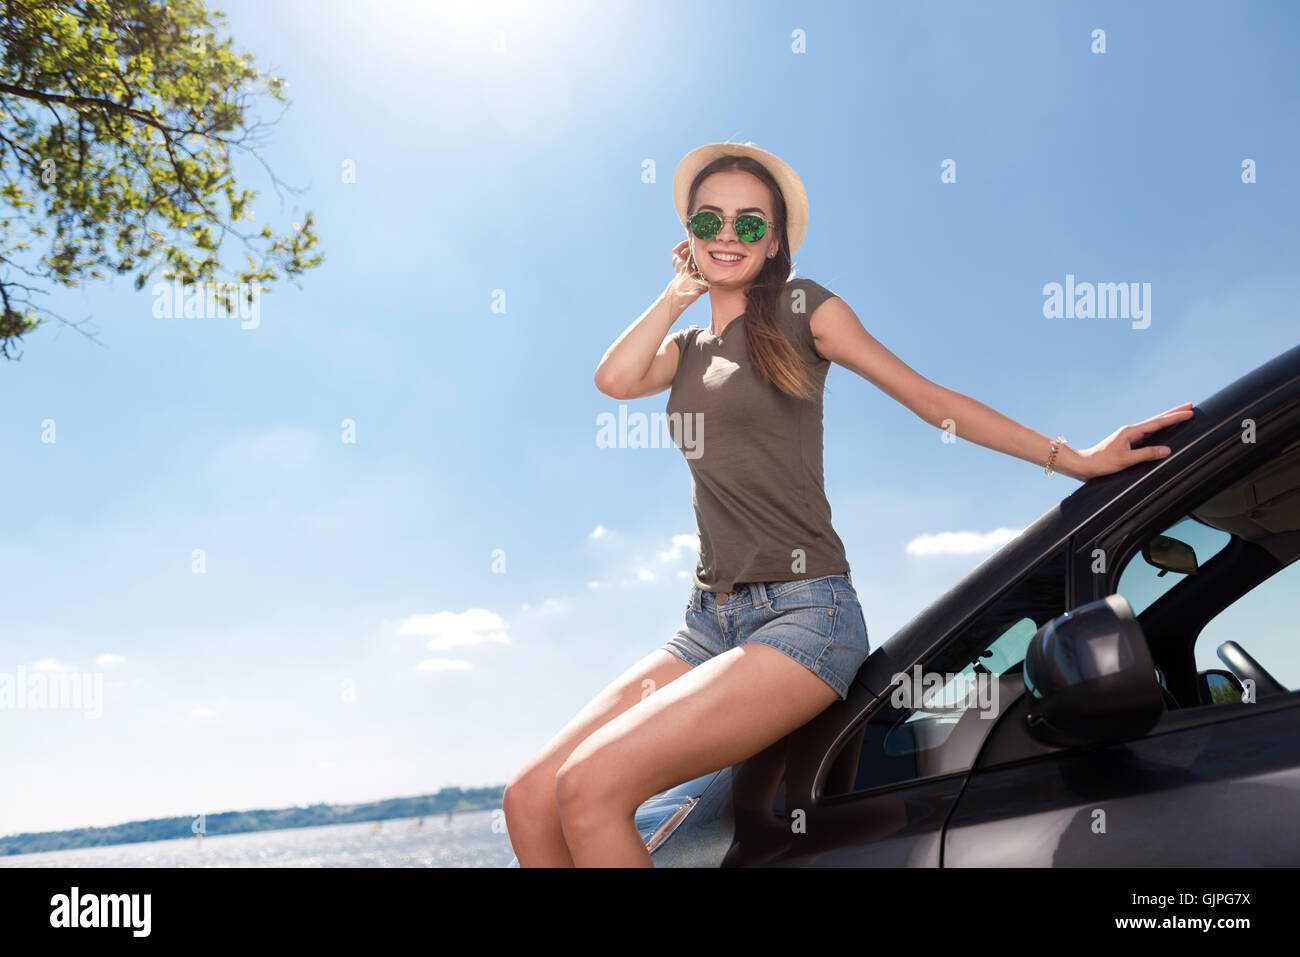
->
xmin=709 ymin=251 xmax=744 ymax=265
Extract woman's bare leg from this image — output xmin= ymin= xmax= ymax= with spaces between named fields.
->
xmin=555 ymin=643 xmax=840 ymax=866
xmin=503 ymin=648 xmax=695 ymax=866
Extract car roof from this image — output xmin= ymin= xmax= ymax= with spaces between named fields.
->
xmin=875 ymin=342 xmax=1300 ymax=670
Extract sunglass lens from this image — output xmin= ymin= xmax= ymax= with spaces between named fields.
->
xmin=736 ymin=215 xmax=766 ymax=242
xmin=690 ymin=212 xmax=721 ymax=239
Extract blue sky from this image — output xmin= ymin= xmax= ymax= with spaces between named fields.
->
xmin=2 ymin=0 xmax=1298 ymax=835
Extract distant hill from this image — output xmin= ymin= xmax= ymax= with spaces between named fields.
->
xmin=0 ymin=785 xmax=506 ymax=856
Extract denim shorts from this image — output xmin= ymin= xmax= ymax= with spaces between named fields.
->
xmin=661 ymin=572 xmax=871 ymax=701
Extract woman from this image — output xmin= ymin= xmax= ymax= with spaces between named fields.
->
xmin=502 ymin=141 xmax=1194 ymax=867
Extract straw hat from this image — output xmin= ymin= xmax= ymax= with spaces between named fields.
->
xmin=672 ymin=141 xmax=809 ymax=254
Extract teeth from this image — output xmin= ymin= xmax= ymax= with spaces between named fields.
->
xmin=712 ymin=253 xmax=743 ymax=262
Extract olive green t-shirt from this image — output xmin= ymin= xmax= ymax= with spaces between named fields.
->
xmin=666 ymin=277 xmax=850 ymax=593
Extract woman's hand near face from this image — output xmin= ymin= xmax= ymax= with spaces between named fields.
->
xmin=667 ymin=239 xmax=709 ymax=306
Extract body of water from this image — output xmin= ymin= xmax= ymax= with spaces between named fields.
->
xmin=0 ymin=811 xmax=515 ymax=867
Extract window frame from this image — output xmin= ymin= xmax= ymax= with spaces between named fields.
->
xmin=1111 ymin=512 xmax=1235 ymax=616
xmin=1086 ymin=401 xmax=1300 ymax=707
xmin=1074 ymin=390 xmax=1300 ymax=609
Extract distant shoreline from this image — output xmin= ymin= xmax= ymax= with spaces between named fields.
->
xmin=0 ymin=786 xmax=505 ymax=857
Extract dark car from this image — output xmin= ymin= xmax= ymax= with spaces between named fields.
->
xmin=511 ymin=342 xmax=1300 ymax=867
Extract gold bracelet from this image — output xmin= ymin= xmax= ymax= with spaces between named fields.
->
xmin=1045 ymin=435 xmax=1066 ymax=476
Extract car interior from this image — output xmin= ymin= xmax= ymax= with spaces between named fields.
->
xmin=1115 ymin=433 xmax=1300 ymax=710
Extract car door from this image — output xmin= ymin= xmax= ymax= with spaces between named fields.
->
xmin=943 ymin=398 xmax=1300 ymax=866
xmin=741 ymin=548 xmax=1069 ymax=866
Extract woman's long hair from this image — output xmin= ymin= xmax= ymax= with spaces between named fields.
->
xmin=686 ymin=154 xmax=816 ymax=400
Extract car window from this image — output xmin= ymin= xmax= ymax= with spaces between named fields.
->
xmin=1114 ymin=515 xmax=1232 ymax=615
xmin=821 ymin=549 xmax=1067 ymax=797
xmin=974 ymin=616 xmax=1039 ymax=676
xmin=893 ymin=615 xmax=1036 ymax=738
xmin=1195 ymin=555 xmax=1300 ymax=693
xmin=1109 ymin=432 xmax=1300 ymax=709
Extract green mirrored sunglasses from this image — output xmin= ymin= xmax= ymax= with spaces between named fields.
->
xmin=686 ymin=210 xmax=777 ymax=243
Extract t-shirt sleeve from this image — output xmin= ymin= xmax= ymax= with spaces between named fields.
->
xmin=666 ymin=325 xmax=698 ymax=385
xmin=668 ymin=324 xmax=698 ymax=356
xmin=781 ymin=278 xmax=838 ymax=363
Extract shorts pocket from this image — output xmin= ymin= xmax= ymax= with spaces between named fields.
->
xmin=767 ymin=575 xmax=838 ymax=600
xmin=766 ymin=578 xmax=838 ymax=639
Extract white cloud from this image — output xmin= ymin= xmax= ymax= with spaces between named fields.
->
xmin=586 ymin=580 xmax=601 ymax=588
xmin=635 ymin=567 xmax=656 ymax=581
xmin=521 ymin=598 xmax=567 ymax=613
xmin=30 ymin=658 xmax=71 ymax=672
xmin=905 ymin=527 xmax=1023 ymax=556
xmin=191 ymin=707 xmax=217 ymax=719
xmin=658 ymin=533 xmax=699 ymax=563
xmin=95 ymin=653 xmax=126 ymax=666
xmin=415 ymin=658 xmax=474 ymax=672
xmin=397 ymin=609 xmax=510 ymax=651
xmin=589 ymin=524 xmax=609 ymax=541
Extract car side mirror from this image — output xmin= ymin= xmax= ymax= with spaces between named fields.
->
xmin=1197 ymin=669 xmax=1245 ymax=705
xmin=1141 ymin=534 xmax=1198 ymax=577
xmin=1023 ymin=594 xmax=1164 ymax=747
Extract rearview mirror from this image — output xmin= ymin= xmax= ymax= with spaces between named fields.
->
xmin=1023 ymin=594 xmax=1164 ymax=747
xmin=1141 ymin=534 xmax=1198 ymax=577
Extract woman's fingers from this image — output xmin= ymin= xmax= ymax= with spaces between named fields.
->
xmin=1148 ymin=401 xmax=1194 ymax=420
xmin=1132 ymin=403 xmax=1195 ymax=437
xmin=672 ymin=239 xmax=693 ymax=273
xmin=1133 ymin=444 xmax=1172 ymax=461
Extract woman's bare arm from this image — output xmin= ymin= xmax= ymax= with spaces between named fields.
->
xmin=595 ymin=240 xmax=708 ymax=400
xmin=594 ymin=285 xmax=686 ymax=400
xmin=809 ymin=296 xmax=1194 ymax=481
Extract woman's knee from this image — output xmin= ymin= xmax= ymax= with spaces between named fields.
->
xmin=503 ymin=767 xmax=559 ymax=825
xmin=553 ymin=760 xmax=594 ymax=832
xmin=555 ymin=754 xmax=637 ymax=832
